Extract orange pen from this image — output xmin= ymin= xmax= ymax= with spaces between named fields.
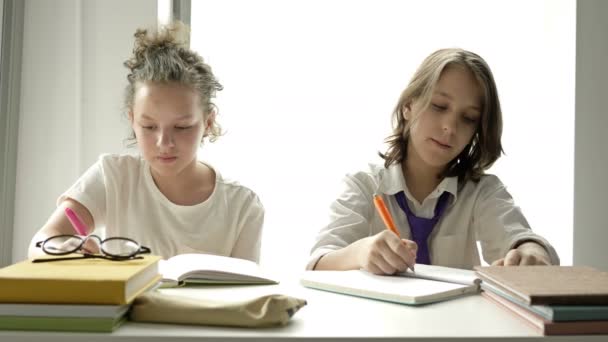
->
xmin=373 ymin=195 xmax=400 ymax=237
xmin=373 ymin=194 xmax=415 ymax=272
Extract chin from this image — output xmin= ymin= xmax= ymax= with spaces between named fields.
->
xmin=151 ymin=162 xmax=184 ymax=177
xmin=421 ymin=156 xmax=452 ymax=171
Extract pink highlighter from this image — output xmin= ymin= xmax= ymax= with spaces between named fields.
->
xmin=64 ymin=207 xmax=89 ymax=236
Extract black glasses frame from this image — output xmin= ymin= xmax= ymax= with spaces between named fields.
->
xmin=33 ymin=234 xmax=151 ymax=263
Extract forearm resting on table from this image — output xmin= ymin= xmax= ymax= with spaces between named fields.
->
xmin=28 ymin=230 xmax=59 ymax=258
xmin=27 ymin=199 xmax=95 ymax=258
xmin=492 ymin=240 xmax=553 ymax=266
xmin=516 ymin=241 xmax=553 ymax=263
xmin=313 ymin=240 xmax=367 ymax=271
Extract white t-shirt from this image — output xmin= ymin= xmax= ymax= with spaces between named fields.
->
xmin=59 ymin=154 xmax=264 ymax=262
xmin=307 ymin=163 xmax=560 ymax=270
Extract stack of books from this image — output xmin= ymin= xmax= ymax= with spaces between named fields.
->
xmin=476 ymin=266 xmax=608 ymax=335
xmin=0 ymin=255 xmax=161 ymax=332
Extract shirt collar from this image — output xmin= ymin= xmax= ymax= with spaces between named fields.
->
xmin=377 ymin=163 xmax=459 ymax=201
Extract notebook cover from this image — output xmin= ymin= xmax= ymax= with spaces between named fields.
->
xmin=482 ymin=281 xmax=608 ymax=322
xmin=0 ymin=314 xmax=126 ymax=332
xmin=0 ymin=255 xmax=161 ymax=305
xmin=301 ymin=270 xmax=479 ymax=305
xmin=483 ymin=290 xmax=608 ymax=335
xmin=0 ymin=303 xmax=129 ymax=318
xmin=475 ymin=266 xmax=608 ymax=305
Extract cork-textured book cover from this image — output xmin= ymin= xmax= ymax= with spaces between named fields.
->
xmin=475 ymin=266 xmax=608 ymax=305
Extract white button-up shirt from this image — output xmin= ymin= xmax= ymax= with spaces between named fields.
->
xmin=306 ymin=163 xmax=560 ymax=270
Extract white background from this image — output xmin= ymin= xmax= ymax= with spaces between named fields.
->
xmin=12 ymin=0 xmax=593 ymax=271
xmin=191 ymin=0 xmax=575 ymax=275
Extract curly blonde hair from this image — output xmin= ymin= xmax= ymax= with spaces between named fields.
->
xmin=379 ymin=48 xmax=503 ymax=183
xmin=123 ymin=21 xmax=223 ymax=144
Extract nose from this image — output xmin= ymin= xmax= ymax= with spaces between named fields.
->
xmin=156 ymin=129 xmax=175 ymax=148
xmin=442 ymin=114 xmax=457 ymax=135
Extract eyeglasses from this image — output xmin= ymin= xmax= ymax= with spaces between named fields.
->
xmin=34 ymin=234 xmax=151 ymax=263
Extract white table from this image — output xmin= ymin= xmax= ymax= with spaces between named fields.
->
xmin=0 ymin=281 xmax=605 ymax=342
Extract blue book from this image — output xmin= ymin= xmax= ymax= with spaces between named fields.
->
xmin=482 ymin=282 xmax=608 ymax=322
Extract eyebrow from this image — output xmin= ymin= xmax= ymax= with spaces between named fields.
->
xmin=139 ymin=114 xmax=194 ymax=121
xmin=435 ymin=91 xmax=481 ymax=112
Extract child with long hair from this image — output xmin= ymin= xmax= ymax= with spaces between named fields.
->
xmin=308 ymin=48 xmax=558 ymax=273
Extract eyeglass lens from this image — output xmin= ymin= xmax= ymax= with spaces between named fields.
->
xmin=43 ymin=235 xmax=141 ymax=257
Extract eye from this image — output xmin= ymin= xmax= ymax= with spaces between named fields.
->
xmin=175 ymin=126 xmax=193 ymax=130
xmin=141 ymin=125 xmax=156 ymax=130
xmin=462 ymin=116 xmax=478 ymax=125
xmin=431 ymin=103 xmax=447 ymax=111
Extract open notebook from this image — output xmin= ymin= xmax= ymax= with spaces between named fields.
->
xmin=301 ymin=264 xmax=480 ymax=305
xmin=159 ymin=253 xmax=278 ymax=287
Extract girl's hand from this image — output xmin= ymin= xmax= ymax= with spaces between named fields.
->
xmin=44 ymin=236 xmax=101 ymax=255
xmin=357 ymin=230 xmax=417 ymax=275
xmin=78 ymin=238 xmax=101 ymax=255
xmin=492 ymin=241 xmax=552 ymax=266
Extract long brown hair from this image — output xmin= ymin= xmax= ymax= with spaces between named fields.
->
xmin=379 ymin=48 xmax=503 ymax=183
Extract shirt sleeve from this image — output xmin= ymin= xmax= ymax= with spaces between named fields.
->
xmin=231 ymin=192 xmax=265 ymax=263
xmin=57 ymin=157 xmax=107 ymax=230
xmin=306 ymin=174 xmax=375 ymax=270
xmin=473 ymin=176 xmax=560 ymax=265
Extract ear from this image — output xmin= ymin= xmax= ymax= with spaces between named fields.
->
xmin=402 ymin=103 xmax=412 ymax=120
xmin=203 ymin=111 xmax=216 ymax=136
xmin=128 ymin=110 xmax=134 ymax=124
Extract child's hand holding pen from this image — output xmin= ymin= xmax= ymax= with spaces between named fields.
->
xmin=64 ymin=207 xmax=100 ymax=254
xmin=349 ymin=195 xmax=417 ymax=275
xmin=355 ymin=230 xmax=418 ymax=275
xmin=311 ymin=194 xmax=417 ymax=273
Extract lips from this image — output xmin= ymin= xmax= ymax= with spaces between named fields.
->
xmin=430 ymin=138 xmax=451 ymax=149
xmin=157 ymin=156 xmax=177 ymax=163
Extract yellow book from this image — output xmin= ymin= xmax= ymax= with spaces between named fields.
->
xmin=0 ymin=255 xmax=161 ymax=305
